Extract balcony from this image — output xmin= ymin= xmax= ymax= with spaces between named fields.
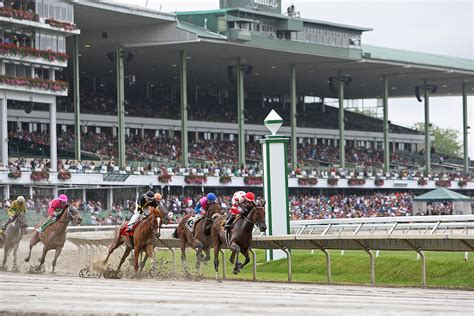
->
xmin=0 ymin=75 xmax=68 ymax=96
xmin=0 ymin=44 xmax=68 ymax=67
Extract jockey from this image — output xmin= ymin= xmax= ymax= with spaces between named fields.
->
xmin=37 ymin=194 xmax=68 ymax=233
xmin=191 ymin=192 xmax=217 ymax=238
xmin=127 ymin=191 xmax=162 ymax=232
xmin=0 ymin=196 xmax=26 ymax=234
xmin=194 ymin=192 xmax=217 ymax=220
xmin=225 ymin=191 xmax=255 ymax=229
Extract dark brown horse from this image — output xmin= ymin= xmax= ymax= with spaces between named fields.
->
xmin=103 ymin=206 xmax=164 ymax=276
xmin=25 ymin=206 xmax=82 ymax=272
xmin=173 ymin=203 xmax=221 ymax=269
xmin=211 ymin=201 xmax=266 ymax=277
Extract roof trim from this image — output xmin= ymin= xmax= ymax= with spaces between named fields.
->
xmin=70 ymin=0 xmax=176 ymax=22
xmin=363 ymin=44 xmax=474 ymax=73
xmin=177 ymin=8 xmax=372 ymax=32
xmin=177 ymin=20 xmax=227 ymax=41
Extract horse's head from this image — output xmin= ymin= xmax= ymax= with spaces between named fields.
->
xmin=68 ymin=206 xmax=83 ymax=225
xmin=148 ymin=207 xmax=164 ymax=238
xmin=206 ymin=203 xmax=222 ymax=219
xmin=254 ymin=200 xmax=267 ymax=232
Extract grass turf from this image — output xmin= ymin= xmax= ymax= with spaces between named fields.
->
xmin=149 ymin=249 xmax=473 ymax=289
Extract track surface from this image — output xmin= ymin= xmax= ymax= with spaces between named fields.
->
xmin=1 ymin=273 xmax=473 ymax=315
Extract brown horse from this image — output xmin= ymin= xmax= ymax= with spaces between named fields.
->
xmin=173 ymin=203 xmax=221 ymax=269
xmin=212 ymin=201 xmax=266 ymax=277
xmin=25 ymin=206 xmax=82 ymax=272
xmin=103 ymin=206 xmax=164 ymax=276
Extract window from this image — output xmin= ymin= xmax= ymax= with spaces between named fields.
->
xmin=5 ymin=63 xmax=15 ymax=76
xmin=51 ymin=35 xmax=57 ymax=51
xmin=57 ymin=36 xmax=64 ymax=52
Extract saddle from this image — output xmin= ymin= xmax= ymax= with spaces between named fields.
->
xmin=185 ymin=216 xmax=204 ymax=232
xmin=119 ymin=219 xmax=142 ymax=237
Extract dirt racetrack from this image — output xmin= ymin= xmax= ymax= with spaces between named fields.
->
xmin=1 ymin=236 xmax=474 ymax=315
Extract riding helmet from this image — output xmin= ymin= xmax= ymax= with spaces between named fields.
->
xmin=145 ymin=191 xmax=155 ymax=202
xmin=17 ymin=196 xmax=25 ymax=204
xmin=154 ymin=193 xmax=162 ymax=201
xmin=58 ymin=194 xmax=68 ymax=203
xmin=206 ymin=192 xmax=217 ymax=202
xmin=245 ymin=192 xmax=255 ymax=202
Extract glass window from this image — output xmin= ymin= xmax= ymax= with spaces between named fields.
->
xmin=60 ymin=3 xmax=66 ymax=21
xmin=36 ymin=0 xmax=43 ymax=17
xmin=5 ymin=63 xmax=15 ymax=76
xmin=57 ymin=36 xmax=64 ymax=52
xmin=43 ymin=0 xmax=49 ymax=18
xmin=45 ymin=34 xmax=52 ymax=51
xmin=67 ymin=4 xmax=73 ymax=23
xmin=52 ymin=35 xmax=57 ymax=51
xmin=40 ymin=33 xmax=46 ymax=50
xmin=48 ymin=1 xmax=54 ymax=19
xmin=35 ymin=33 xmax=40 ymax=50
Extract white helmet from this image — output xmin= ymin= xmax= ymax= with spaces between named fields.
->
xmin=17 ymin=196 xmax=25 ymax=204
xmin=233 ymin=191 xmax=246 ymax=204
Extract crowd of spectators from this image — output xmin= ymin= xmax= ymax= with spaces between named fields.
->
xmin=3 ymin=191 xmax=462 ymax=226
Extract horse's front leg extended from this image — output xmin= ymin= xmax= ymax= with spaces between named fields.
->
xmin=229 ymin=242 xmax=241 ymax=275
xmin=240 ymin=249 xmax=251 ymax=270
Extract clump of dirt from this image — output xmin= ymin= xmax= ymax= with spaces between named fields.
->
xmin=25 ymin=264 xmax=45 ymax=274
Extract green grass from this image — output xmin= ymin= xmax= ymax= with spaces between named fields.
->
xmin=150 ymin=249 xmax=474 ymax=289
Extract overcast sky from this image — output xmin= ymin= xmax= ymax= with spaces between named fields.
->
xmin=116 ymin=0 xmax=473 ymax=157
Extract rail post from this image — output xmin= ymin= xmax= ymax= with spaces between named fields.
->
xmin=311 ymin=241 xmax=332 ymax=283
xmin=220 ymin=249 xmax=226 ymax=279
xmin=250 ymin=248 xmax=257 ymax=281
xmin=354 ymin=240 xmax=375 ymax=286
xmin=403 ymin=240 xmax=427 ymax=287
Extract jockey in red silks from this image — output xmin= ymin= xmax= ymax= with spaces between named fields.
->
xmin=225 ymin=191 xmax=255 ymax=229
xmin=37 ymin=194 xmax=69 ymax=233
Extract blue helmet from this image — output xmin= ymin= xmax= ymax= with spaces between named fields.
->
xmin=207 ymin=193 xmax=217 ymax=202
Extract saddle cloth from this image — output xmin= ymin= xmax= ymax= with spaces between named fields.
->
xmin=185 ymin=217 xmax=196 ymax=232
xmin=119 ymin=221 xmax=140 ymax=237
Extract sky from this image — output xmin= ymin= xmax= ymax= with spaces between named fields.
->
xmin=116 ymin=0 xmax=473 ymax=158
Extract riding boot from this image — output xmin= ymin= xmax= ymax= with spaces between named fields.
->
xmin=0 ymin=218 xmax=13 ymax=234
xmin=225 ymin=215 xmax=235 ymax=229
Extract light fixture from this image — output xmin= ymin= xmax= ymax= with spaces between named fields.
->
xmin=360 ymin=83 xmax=366 ymax=87
xmin=186 ymin=56 xmax=191 ymax=59
xmin=442 ymin=84 xmax=447 ymax=88
xmin=391 ymin=87 xmax=397 ymax=90
xmin=172 ymin=64 xmax=177 ymax=67
xmin=254 ymin=72 xmax=259 ymax=76
xmin=84 ymin=44 xmax=91 ymax=48
xmin=271 ymin=66 xmax=276 ymax=69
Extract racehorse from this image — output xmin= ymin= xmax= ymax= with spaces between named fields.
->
xmin=1 ymin=213 xmax=28 ymax=271
xmin=172 ymin=203 xmax=222 ymax=269
xmin=211 ymin=201 xmax=266 ymax=277
xmin=25 ymin=206 xmax=82 ymax=272
xmin=103 ymin=206 xmax=164 ymax=276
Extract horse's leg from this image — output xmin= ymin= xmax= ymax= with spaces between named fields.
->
xmin=204 ymin=245 xmax=211 ymax=262
xmin=2 ymin=243 xmax=11 ymax=269
xmin=116 ymin=247 xmax=131 ymax=272
xmin=229 ymin=241 xmax=241 ymax=275
xmin=12 ymin=242 xmax=20 ymax=271
xmin=24 ymin=232 xmax=40 ymax=262
xmin=194 ymin=240 xmax=204 ymax=270
xmin=145 ymin=244 xmax=156 ymax=276
xmin=36 ymin=246 xmax=49 ymax=271
xmin=179 ymin=235 xmax=187 ymax=263
xmin=133 ymin=246 xmax=140 ymax=277
xmin=51 ymin=246 xmax=63 ymax=273
xmin=213 ymin=240 xmax=221 ymax=280
xmin=239 ymin=248 xmax=251 ymax=270
xmin=103 ymin=237 xmax=123 ymax=264
xmin=140 ymin=253 xmax=148 ymax=273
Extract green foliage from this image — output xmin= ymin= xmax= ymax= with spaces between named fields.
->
xmin=413 ymin=122 xmax=462 ymax=156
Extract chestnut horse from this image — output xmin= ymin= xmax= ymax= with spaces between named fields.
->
xmin=25 ymin=206 xmax=82 ymax=272
xmin=212 ymin=201 xmax=266 ymax=277
xmin=103 ymin=206 xmax=164 ymax=276
xmin=173 ymin=203 xmax=221 ymax=269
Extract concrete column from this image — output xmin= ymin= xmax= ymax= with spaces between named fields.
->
xmin=107 ymin=188 xmax=113 ymax=211
xmin=180 ymin=50 xmax=189 ymax=167
xmin=73 ymin=35 xmax=81 ymax=160
xmin=116 ymin=43 xmax=125 ymax=168
xmin=462 ymin=83 xmax=469 ymax=174
xmin=52 ymin=186 xmax=58 ymax=198
xmin=383 ymin=75 xmax=390 ymax=173
xmin=141 ymin=127 xmax=145 ymax=139
xmin=49 ymin=101 xmax=57 ymax=171
xmin=338 ymin=78 xmax=345 ymax=168
xmin=424 ymin=80 xmax=431 ymax=173
xmin=237 ymin=57 xmax=246 ymax=167
xmin=290 ymin=64 xmax=297 ymax=170
xmin=82 ymin=188 xmax=86 ymax=202
xmin=0 ymin=98 xmax=7 ymax=167
xmin=3 ymin=185 xmax=10 ymax=200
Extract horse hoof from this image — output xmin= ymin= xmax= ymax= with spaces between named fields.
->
xmin=232 ymin=269 xmax=239 ymax=275
xmin=24 ymin=257 xmax=30 ymax=263
xmin=12 ymin=266 xmax=19 ymax=273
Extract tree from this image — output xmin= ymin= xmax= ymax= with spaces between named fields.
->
xmin=413 ymin=122 xmax=462 ymax=156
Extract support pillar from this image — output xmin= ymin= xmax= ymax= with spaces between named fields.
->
xmin=424 ymin=80 xmax=431 ymax=173
xmin=261 ymin=110 xmax=289 ymax=261
xmin=3 ymin=185 xmax=10 ymax=200
xmin=338 ymin=77 xmax=345 ymax=168
xmin=73 ymin=35 xmax=81 ymax=160
xmin=107 ymin=188 xmax=113 ymax=211
xmin=462 ymin=83 xmax=469 ymax=174
xmin=82 ymin=188 xmax=86 ymax=202
xmin=180 ymin=50 xmax=189 ymax=167
xmin=290 ymin=64 xmax=297 ymax=170
xmin=237 ymin=58 xmax=245 ymax=168
xmin=383 ymin=76 xmax=390 ymax=173
xmin=49 ymin=101 xmax=57 ymax=171
xmin=29 ymin=186 xmax=33 ymax=199
xmin=52 ymin=186 xmax=58 ymax=198
xmin=116 ymin=43 xmax=125 ymax=169
xmin=0 ymin=98 xmax=7 ymax=168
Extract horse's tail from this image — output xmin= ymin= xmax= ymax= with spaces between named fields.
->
xmin=172 ymin=228 xmax=179 ymax=239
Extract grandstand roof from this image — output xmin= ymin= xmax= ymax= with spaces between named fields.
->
xmin=71 ymin=1 xmax=474 ymax=99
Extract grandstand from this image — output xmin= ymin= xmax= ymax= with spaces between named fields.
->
xmin=0 ymin=0 xmax=472 ymax=210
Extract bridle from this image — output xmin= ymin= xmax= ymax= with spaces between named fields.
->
xmin=146 ymin=211 xmax=162 ymax=236
xmin=58 ymin=207 xmax=81 ymax=224
xmin=243 ymin=206 xmax=266 ymax=230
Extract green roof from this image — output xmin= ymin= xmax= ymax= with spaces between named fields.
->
xmin=177 ymin=20 xmax=227 ymax=40
xmin=413 ymin=188 xmax=471 ymax=202
xmin=363 ymin=44 xmax=474 ymax=72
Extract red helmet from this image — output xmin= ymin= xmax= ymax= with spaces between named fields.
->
xmin=245 ymin=192 xmax=255 ymax=202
